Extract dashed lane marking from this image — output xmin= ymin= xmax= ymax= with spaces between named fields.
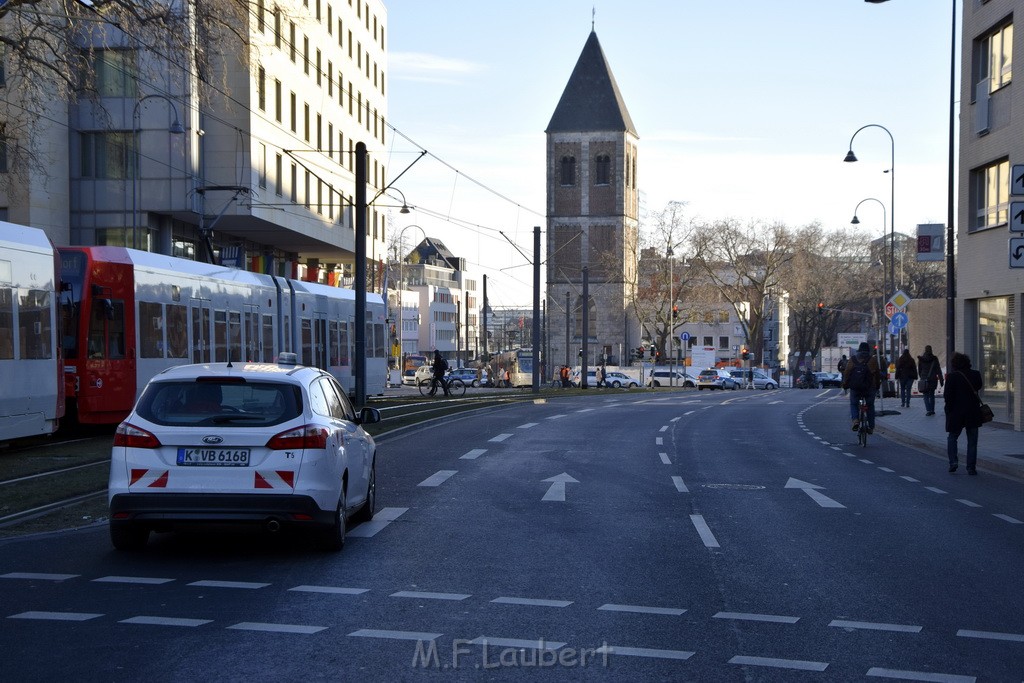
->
xmin=684 ymin=410 xmax=696 ymax=416
xmin=830 ymin=619 xmax=922 ymax=633
xmin=690 ymin=515 xmax=721 ymax=548
xmin=228 ymin=622 xmax=326 ymax=634
xmin=289 ymin=585 xmax=369 ymax=595
xmin=878 ymin=467 xmax=895 ymax=473
xmin=655 ymin=437 xmax=663 ymax=446
xmin=491 ymin=597 xmax=572 ymax=608
xmin=418 ymin=470 xmax=457 ymax=487
xmin=1 ymin=573 xmax=78 ymax=582
xmin=670 ymin=417 xmax=681 ymax=422
xmin=94 ymin=576 xmax=174 ymax=585
xmin=865 ymin=667 xmax=976 ymax=682
xmin=672 ymin=476 xmax=688 ymax=493
xmin=391 ymin=591 xmax=471 ymax=601
xmin=925 ymin=487 xmax=947 ymax=495
xmin=470 ymin=636 xmax=566 ymax=650
xmin=9 ymin=611 xmax=102 ymax=621
xmin=730 ymin=655 xmax=828 ymax=672
xmin=459 ymin=449 xmax=487 ymax=460
xmin=576 ymin=408 xmax=595 ymax=412
xmin=956 ymin=629 xmax=1024 ymax=642
xmin=188 ymin=580 xmax=269 ymax=590
xmin=659 ymin=426 xmax=668 ymax=432
xmin=350 ymin=629 xmax=442 ymax=641
xmin=347 ymin=507 xmax=408 ymax=538
xmin=596 ymin=645 xmax=694 ymax=660
xmin=659 ymin=453 xmax=671 ymax=465
xmin=955 ymin=499 xmax=982 ymax=508
xmin=859 ymin=459 xmax=874 ymax=464
xmin=901 ymin=476 xmax=920 ymax=483
xmin=598 ymin=604 xmax=686 ymax=616
xmin=517 ymin=423 xmax=538 ymax=429
xmin=489 ymin=433 xmax=513 ymax=442
xmin=546 ymin=414 xmax=567 ymax=420
xmin=994 ymin=514 xmax=1023 ymax=524
xmin=120 ymin=616 xmax=211 ymax=627
xmin=714 ymin=612 xmax=799 ymax=624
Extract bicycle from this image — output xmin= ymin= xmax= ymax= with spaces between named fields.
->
xmin=857 ymin=397 xmax=870 ymax=447
xmin=418 ymin=374 xmax=466 ymax=398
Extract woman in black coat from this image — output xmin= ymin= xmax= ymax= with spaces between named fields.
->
xmin=944 ymin=352 xmax=984 ymax=475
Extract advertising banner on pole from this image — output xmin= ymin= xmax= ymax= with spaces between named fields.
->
xmin=916 ymin=223 xmax=945 ymax=262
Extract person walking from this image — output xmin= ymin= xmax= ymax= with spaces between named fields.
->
xmin=895 ymin=349 xmax=918 ymax=408
xmin=944 ymin=352 xmax=984 ymax=475
xmin=917 ymin=345 xmax=944 ymax=416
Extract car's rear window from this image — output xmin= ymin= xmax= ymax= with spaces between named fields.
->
xmin=135 ymin=380 xmax=303 ymax=427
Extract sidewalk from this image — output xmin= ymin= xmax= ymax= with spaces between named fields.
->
xmin=874 ymin=397 xmax=1024 ymax=481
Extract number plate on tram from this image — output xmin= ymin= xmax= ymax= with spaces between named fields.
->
xmin=177 ymin=448 xmax=251 ymax=466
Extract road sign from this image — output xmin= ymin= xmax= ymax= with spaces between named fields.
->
xmin=888 ymin=322 xmax=900 ymax=336
xmin=1011 ymin=237 xmax=1024 ymax=268
xmin=1011 ymin=202 xmax=1024 ymax=232
xmin=1013 ymin=164 xmax=1024 ymax=196
xmin=888 ymin=290 xmax=912 ymax=309
xmin=891 ymin=311 xmax=908 ymax=330
xmin=884 ymin=301 xmax=896 ymax=319
xmin=680 ymin=332 xmax=690 ymax=343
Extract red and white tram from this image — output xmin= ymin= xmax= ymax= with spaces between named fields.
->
xmin=59 ymin=246 xmax=387 ymax=425
xmin=0 ymin=222 xmax=64 ymax=441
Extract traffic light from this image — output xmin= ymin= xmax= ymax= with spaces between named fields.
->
xmin=741 ymin=347 xmax=750 ymax=361
xmin=635 ymin=346 xmax=645 ymax=360
xmin=817 ymin=302 xmax=825 ymax=315
xmin=649 ymin=345 xmax=656 ymax=360
xmin=578 ymin=349 xmax=583 ymax=359
xmin=672 ymin=305 xmax=679 ymax=320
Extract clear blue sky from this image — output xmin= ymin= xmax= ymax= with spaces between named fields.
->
xmin=383 ymin=1 xmax=956 ymax=306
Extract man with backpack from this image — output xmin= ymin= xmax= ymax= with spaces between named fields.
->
xmin=842 ymin=341 xmax=881 ymax=433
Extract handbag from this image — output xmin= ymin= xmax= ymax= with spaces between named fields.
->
xmin=958 ymin=371 xmax=993 ymax=424
xmin=917 ymin=379 xmax=933 ymax=393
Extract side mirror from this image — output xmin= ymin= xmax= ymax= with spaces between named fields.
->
xmin=358 ymin=407 xmax=381 ymax=425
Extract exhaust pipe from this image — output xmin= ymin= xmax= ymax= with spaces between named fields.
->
xmin=265 ymin=519 xmax=281 ymax=533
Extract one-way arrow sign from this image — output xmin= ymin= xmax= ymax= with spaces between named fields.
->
xmin=785 ymin=478 xmax=845 ymax=508
xmin=1011 ymin=202 xmax=1024 ymax=233
xmin=1011 ymin=238 xmax=1024 ymax=269
xmin=1012 ymin=164 xmax=1024 ymax=195
xmin=541 ymin=473 xmax=579 ymax=502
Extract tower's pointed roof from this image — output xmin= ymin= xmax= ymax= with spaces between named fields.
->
xmin=546 ymin=31 xmax=638 ymax=136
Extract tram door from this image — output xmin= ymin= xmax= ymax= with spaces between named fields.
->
xmin=190 ymin=298 xmax=212 ymax=364
xmin=314 ymin=311 xmax=328 ymax=369
xmin=244 ymin=304 xmax=262 ymax=362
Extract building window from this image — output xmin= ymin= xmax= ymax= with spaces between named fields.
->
xmin=303 ymin=36 xmax=309 ymax=75
xmin=258 ymin=143 xmax=267 ymax=189
xmin=304 ymin=170 xmax=311 ymax=209
xmin=290 ymin=163 xmax=297 ymax=202
xmin=257 ymin=67 xmax=266 ymax=111
xmin=275 ymin=153 xmax=283 ymax=196
xmin=304 ymin=103 xmax=310 ymax=142
xmin=87 ymin=50 xmax=137 ymax=98
xmin=975 ymin=20 xmax=1013 ymax=96
xmin=560 ymin=156 xmax=576 ymax=186
xmin=257 ymin=0 xmax=265 ymax=32
xmin=274 ymin=80 xmax=282 ymax=122
xmin=327 ymin=5 xmax=333 ymax=33
xmin=289 ymin=22 xmax=296 ymax=61
xmin=718 ymin=336 xmax=729 ymax=350
xmin=970 ymin=158 xmax=1009 ymax=230
xmin=594 ymin=154 xmax=610 ymax=185
xmin=328 ymin=62 xmax=333 ymax=96
xmin=290 ymin=92 xmax=296 ymax=132
xmin=79 ymin=132 xmax=133 ymax=179
xmin=274 ymin=7 xmax=281 ymax=47
xmin=0 ymin=132 xmax=7 ymax=173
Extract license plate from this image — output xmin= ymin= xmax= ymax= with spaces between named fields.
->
xmin=177 ymin=448 xmax=251 ymax=467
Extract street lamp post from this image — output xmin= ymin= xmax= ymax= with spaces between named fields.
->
xmin=132 ymin=94 xmax=185 ymax=251
xmin=844 ymin=123 xmax=895 ymax=368
xmin=851 ymin=196 xmax=889 ymax=349
xmin=667 ymin=246 xmax=674 ymax=386
xmin=396 ymin=224 xmax=426 ymax=364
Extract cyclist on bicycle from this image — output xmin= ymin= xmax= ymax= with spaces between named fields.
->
xmin=429 ymin=349 xmax=450 ymax=397
xmin=842 ymin=341 xmax=881 ymax=433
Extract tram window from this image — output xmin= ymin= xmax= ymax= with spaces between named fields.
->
xmin=228 ymin=311 xmax=242 ymax=363
xmin=87 ymin=305 xmax=106 ymax=358
xmin=264 ymin=313 xmax=276 ymax=362
xmin=374 ymin=322 xmax=385 ymax=358
xmin=108 ymin=301 xmax=126 ymax=358
xmin=20 ymin=289 xmax=52 ymax=359
xmin=282 ymin=314 xmax=291 ymax=352
xmin=329 ymin=320 xmax=341 ymax=364
xmin=139 ymin=301 xmax=164 ymax=358
xmin=338 ymin=321 xmax=349 ymax=366
xmin=88 ymin=299 xmax=125 ymax=358
xmin=0 ymin=288 xmax=13 ymax=360
xmin=166 ymin=304 xmax=188 ymax=358
xmin=301 ymin=317 xmax=313 ymax=366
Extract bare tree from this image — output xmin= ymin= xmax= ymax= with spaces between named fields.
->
xmin=690 ymin=218 xmax=793 ymax=365
xmin=0 ymin=0 xmax=250 ymax=182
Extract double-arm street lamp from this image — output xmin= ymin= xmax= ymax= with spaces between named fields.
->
xmin=132 ymin=94 xmax=185 ymax=251
xmin=844 ymin=123 xmax=895 ymax=365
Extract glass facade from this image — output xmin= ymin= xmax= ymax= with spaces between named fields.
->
xmin=978 ymin=297 xmax=1013 ymax=422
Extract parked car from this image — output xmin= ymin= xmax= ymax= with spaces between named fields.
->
xmin=604 ymin=371 xmax=640 ymax=388
xmin=696 ymin=368 xmax=740 ymax=390
xmin=107 ymin=353 xmax=381 ymax=551
xmin=795 ymin=372 xmax=818 ymax=389
xmin=449 ymin=366 xmax=489 ymax=387
xmin=646 ymin=369 xmax=698 ymax=388
xmin=729 ymin=369 xmax=779 ymax=390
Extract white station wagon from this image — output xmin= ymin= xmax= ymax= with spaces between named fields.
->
xmin=108 ymin=354 xmax=380 ymax=551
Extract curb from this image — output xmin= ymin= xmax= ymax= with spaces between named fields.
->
xmin=875 ymin=423 xmax=1024 ymax=483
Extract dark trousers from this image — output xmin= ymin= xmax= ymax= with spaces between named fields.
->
xmin=899 ymin=379 xmax=914 ymax=407
xmin=947 ymin=426 xmax=978 ymax=470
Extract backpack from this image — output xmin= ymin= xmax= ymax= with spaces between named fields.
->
xmin=847 ymin=357 xmax=872 ymax=392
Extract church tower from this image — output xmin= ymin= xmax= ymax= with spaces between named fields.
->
xmin=546 ymin=30 xmax=639 ymax=370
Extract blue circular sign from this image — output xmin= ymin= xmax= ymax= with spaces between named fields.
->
xmin=680 ymin=332 xmax=691 ymax=342
xmin=891 ymin=312 xmax=908 ymax=330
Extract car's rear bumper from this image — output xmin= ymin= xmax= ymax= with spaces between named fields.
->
xmin=109 ymin=492 xmax=335 ymax=529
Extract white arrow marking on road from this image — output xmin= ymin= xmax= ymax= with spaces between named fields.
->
xmin=541 ymin=473 xmax=579 ymax=501
xmin=784 ymin=478 xmax=845 ymax=508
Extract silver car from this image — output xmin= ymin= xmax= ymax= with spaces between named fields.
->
xmin=697 ymin=368 xmax=739 ymax=390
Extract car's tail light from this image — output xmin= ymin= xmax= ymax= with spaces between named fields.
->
xmin=113 ymin=422 xmax=162 ymax=449
xmin=266 ymin=425 xmax=328 ymax=450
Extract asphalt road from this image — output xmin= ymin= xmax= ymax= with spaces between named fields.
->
xmin=1 ymin=388 xmax=1021 ymax=681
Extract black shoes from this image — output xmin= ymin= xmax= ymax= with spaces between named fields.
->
xmin=967 ymin=468 xmax=977 ymax=476
xmin=926 ymin=411 xmax=935 ymax=416
xmin=948 ymin=464 xmax=957 ymax=473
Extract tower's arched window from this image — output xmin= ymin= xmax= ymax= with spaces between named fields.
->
xmin=560 ymin=156 xmax=576 ymax=186
xmin=594 ymin=154 xmax=610 ymax=186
